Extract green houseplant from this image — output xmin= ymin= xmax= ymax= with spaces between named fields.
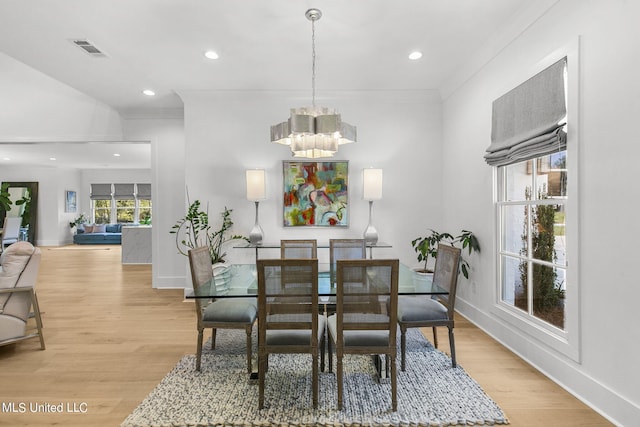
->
xmin=170 ymin=198 xmax=247 ymax=265
xmin=412 ymin=229 xmax=480 ymax=279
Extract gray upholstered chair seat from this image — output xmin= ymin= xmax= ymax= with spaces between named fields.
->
xmin=327 ymin=313 xmax=390 ymax=347
xmin=266 ymin=315 xmax=326 ymax=345
xmin=203 ymin=298 xmax=257 ymax=323
xmin=397 ymin=296 xmax=447 ymax=322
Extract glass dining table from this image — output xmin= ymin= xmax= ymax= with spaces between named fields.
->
xmin=185 ymin=262 xmax=446 ymax=299
xmin=185 ymin=262 xmax=445 ymax=379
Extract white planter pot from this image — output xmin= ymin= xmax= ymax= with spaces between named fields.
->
xmin=412 ymin=268 xmax=434 ymax=288
xmin=212 ymin=262 xmax=231 ymax=295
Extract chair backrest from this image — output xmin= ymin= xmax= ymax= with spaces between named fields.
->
xmin=280 ymin=239 xmax=317 ymax=259
xmin=1 ymin=216 xmax=22 ymax=246
xmin=0 ymin=242 xmax=39 ymax=322
xmin=257 ymin=258 xmax=319 ymax=351
xmin=432 ymin=244 xmax=462 ymax=317
xmin=335 ymin=259 xmax=399 ymax=344
xmin=188 ymin=246 xmax=214 ymax=321
xmin=329 ymin=239 xmax=366 ymax=285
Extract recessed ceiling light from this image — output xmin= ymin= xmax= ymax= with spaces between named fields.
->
xmin=204 ymin=50 xmax=219 ymax=60
xmin=113 ymin=153 xmax=121 ymax=157
xmin=49 ymin=157 xmax=57 ymax=161
xmin=408 ymin=51 xmax=423 ymax=60
xmin=2 ymin=157 xmax=10 ymax=161
xmin=142 ymin=89 xmax=156 ymax=96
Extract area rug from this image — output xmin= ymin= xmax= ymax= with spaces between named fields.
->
xmin=122 ymin=329 xmax=508 ymax=427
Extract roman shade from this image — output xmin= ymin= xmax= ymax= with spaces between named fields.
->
xmin=136 ymin=184 xmax=151 ymax=200
xmin=113 ymin=184 xmax=135 ymax=200
xmin=90 ymin=184 xmax=112 ymax=200
xmin=485 ymin=58 xmax=567 ymax=167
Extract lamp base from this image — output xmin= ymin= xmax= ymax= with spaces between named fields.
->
xmin=363 ymin=224 xmax=378 ymax=245
xmin=249 ymin=224 xmax=263 ymax=245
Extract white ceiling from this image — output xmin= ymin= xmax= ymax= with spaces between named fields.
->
xmin=0 ymin=0 xmax=534 ymax=168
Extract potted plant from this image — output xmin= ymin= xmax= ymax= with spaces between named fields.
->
xmin=411 ymin=230 xmax=454 ymax=274
xmin=411 ymin=229 xmax=480 ymax=279
xmin=170 ymin=199 xmax=247 ymax=265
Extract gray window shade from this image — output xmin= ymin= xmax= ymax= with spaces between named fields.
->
xmin=136 ymin=183 xmax=151 ymax=200
xmin=90 ymin=184 xmax=112 ymax=200
xmin=114 ymin=183 xmax=135 ymax=200
xmin=485 ymin=58 xmax=567 ymax=167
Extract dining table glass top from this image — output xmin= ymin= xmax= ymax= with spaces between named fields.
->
xmin=186 ymin=262 xmax=446 ymax=299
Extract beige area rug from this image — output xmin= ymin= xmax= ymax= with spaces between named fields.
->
xmin=122 ymin=329 xmax=508 ymax=427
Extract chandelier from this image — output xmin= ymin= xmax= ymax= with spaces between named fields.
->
xmin=271 ymin=8 xmax=356 ymax=158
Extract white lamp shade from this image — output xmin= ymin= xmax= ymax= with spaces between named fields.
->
xmin=246 ymin=169 xmax=266 ymax=201
xmin=363 ymin=168 xmax=383 ymax=200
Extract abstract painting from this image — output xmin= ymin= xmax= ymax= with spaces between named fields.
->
xmin=283 ymin=161 xmax=348 ymax=227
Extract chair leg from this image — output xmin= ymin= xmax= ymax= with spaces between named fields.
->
xmin=31 ymin=290 xmax=45 ymax=350
xmin=448 ymin=326 xmax=457 ymax=368
xmin=245 ymin=326 xmax=253 ymax=374
xmin=196 ymin=328 xmax=204 ymax=371
xmin=336 ymin=350 xmax=343 ymax=410
xmin=400 ymin=326 xmax=407 ymax=371
xmin=320 ymin=333 xmax=325 ymax=372
xmin=258 ymin=351 xmax=267 ymax=409
xmin=432 ymin=326 xmax=439 ymax=348
xmin=312 ymin=351 xmax=319 ymax=408
xmin=390 ymin=352 xmax=397 ymax=412
xmin=211 ymin=328 xmax=217 ymax=350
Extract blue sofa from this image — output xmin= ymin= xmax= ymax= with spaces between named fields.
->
xmin=73 ymin=224 xmax=123 ymax=245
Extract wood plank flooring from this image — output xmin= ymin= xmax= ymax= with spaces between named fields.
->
xmin=0 ymin=245 xmax=612 ymax=426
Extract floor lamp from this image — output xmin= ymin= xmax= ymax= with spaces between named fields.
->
xmin=363 ymin=168 xmax=383 ymax=245
xmin=246 ymin=169 xmax=266 ymax=245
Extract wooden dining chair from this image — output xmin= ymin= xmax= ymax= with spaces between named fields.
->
xmin=280 ymin=239 xmax=317 ymax=259
xmin=188 ymin=247 xmax=258 ymax=372
xmin=256 ymin=258 xmax=324 ymax=409
xmin=327 ymin=258 xmax=399 ymax=411
xmin=397 ymin=244 xmax=461 ymax=369
xmin=329 ymin=239 xmax=366 ymax=285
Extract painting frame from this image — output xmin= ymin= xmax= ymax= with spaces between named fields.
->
xmin=65 ymin=190 xmax=77 ymax=213
xmin=282 ymin=160 xmax=349 ymax=227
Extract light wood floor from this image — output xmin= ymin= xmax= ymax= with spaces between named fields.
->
xmin=0 ymin=245 xmax=612 ymax=426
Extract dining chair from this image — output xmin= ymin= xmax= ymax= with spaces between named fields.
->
xmin=397 ymin=243 xmax=461 ymax=370
xmin=329 ymin=239 xmax=366 ymax=285
xmin=280 ymin=239 xmax=317 ymax=259
xmin=1 ymin=216 xmax=22 ymax=252
xmin=188 ymin=246 xmax=257 ymax=372
xmin=327 ymin=258 xmax=399 ymax=411
xmin=256 ymin=258 xmax=325 ymax=409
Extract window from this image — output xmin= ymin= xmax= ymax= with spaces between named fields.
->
xmin=90 ymin=183 xmax=151 ymax=224
xmin=498 ymin=151 xmax=567 ymax=330
xmin=93 ymin=199 xmax=112 ymax=224
xmin=490 ymin=42 xmax=579 ymax=361
xmin=138 ymin=199 xmax=152 ymax=224
xmin=116 ymin=200 xmax=136 ymax=223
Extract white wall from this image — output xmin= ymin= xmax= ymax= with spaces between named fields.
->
xmin=122 ymin=117 xmax=186 ymax=289
xmin=0 ymin=52 xmax=123 ymax=142
xmin=441 ymin=0 xmax=640 ymax=425
xmin=177 ymin=89 xmax=442 ymax=285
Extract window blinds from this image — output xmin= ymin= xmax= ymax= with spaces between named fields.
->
xmin=485 ymin=58 xmax=567 ymax=167
xmin=90 ymin=184 xmax=112 ymax=200
xmin=136 ymin=184 xmax=151 ymax=200
xmin=114 ymin=183 xmax=135 ymax=200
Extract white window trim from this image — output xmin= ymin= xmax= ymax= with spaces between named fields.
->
xmin=491 ymin=38 xmax=581 ymax=363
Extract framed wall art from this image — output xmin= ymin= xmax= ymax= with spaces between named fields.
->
xmin=65 ymin=190 xmax=77 ymax=213
xmin=282 ymin=161 xmax=348 ymax=227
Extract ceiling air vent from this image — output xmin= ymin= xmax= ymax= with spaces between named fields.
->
xmin=71 ymin=39 xmax=107 ymax=57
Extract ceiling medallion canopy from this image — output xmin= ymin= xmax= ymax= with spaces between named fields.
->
xmin=270 ymin=8 xmax=356 ymax=158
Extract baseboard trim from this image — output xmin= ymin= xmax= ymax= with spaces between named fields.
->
xmin=455 ymin=297 xmax=636 ymax=426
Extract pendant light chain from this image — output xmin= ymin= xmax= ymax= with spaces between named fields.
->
xmin=311 ymin=17 xmax=316 ymax=108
